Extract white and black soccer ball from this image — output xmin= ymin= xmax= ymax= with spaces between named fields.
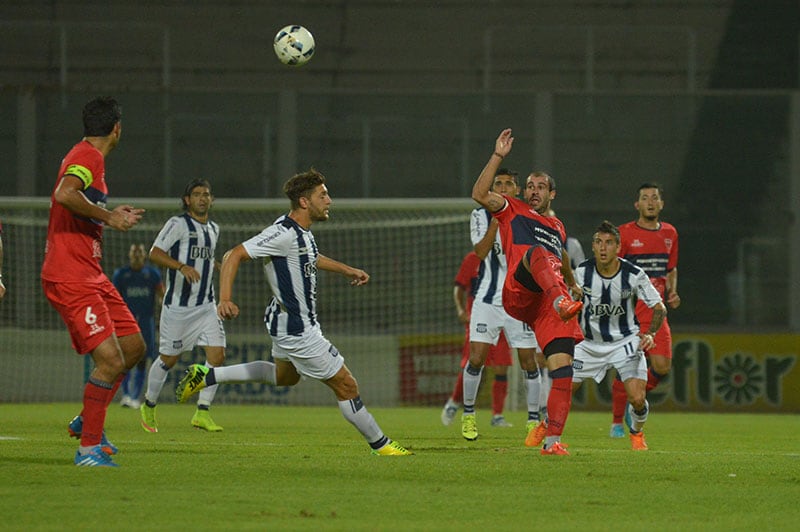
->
xmin=273 ymin=25 xmax=315 ymax=66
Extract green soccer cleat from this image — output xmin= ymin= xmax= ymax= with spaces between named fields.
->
xmin=176 ymin=364 xmax=209 ymax=403
xmin=372 ymin=440 xmax=413 ymax=456
xmin=191 ymin=409 xmax=223 ymax=432
xmin=140 ymin=403 xmax=158 ymax=433
xmin=461 ymin=413 xmax=478 ymax=441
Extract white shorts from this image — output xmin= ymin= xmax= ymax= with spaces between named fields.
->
xmin=469 ymin=300 xmax=538 ymax=349
xmin=271 ymin=324 xmax=345 ymax=381
xmin=572 ymin=336 xmax=647 ymax=384
xmin=159 ymin=303 xmax=226 ymax=355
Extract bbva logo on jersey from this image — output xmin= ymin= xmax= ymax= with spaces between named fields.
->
xmin=189 ymin=245 xmax=213 ymax=260
xmin=588 ymin=303 xmax=626 ymax=317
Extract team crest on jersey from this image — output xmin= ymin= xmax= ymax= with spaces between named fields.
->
xmin=664 ymin=238 xmax=673 ymax=250
xmin=630 ymin=239 xmax=645 ymax=248
xmin=92 ymin=239 xmax=102 ymax=259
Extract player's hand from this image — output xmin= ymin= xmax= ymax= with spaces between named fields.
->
xmin=0 ymin=279 xmax=6 ymax=301
xmin=180 ymin=265 xmax=201 ymax=283
xmin=347 ymin=268 xmax=369 ymax=286
xmin=495 ymin=129 xmax=514 ymax=158
xmin=457 ymin=309 xmax=469 ymax=324
xmin=667 ymin=291 xmax=681 ymax=309
xmin=217 ymin=300 xmax=239 ymax=320
xmin=569 ymin=283 xmax=583 ymax=300
xmin=107 ymin=205 xmax=144 ymax=231
xmin=639 ymin=332 xmax=656 ymax=352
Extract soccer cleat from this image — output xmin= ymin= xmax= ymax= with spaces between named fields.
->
xmin=630 ymin=431 xmax=648 ymax=451
xmin=540 ymin=441 xmax=570 ymax=455
xmin=490 ymin=415 xmax=513 ymax=427
xmin=525 ymin=420 xmax=548 ymax=447
xmin=140 ymin=403 xmax=158 ymax=433
xmin=555 ymin=296 xmax=583 ymax=322
xmin=176 ymin=364 xmax=209 ymax=403
xmin=67 ymin=415 xmax=118 ymax=455
xmin=372 ymin=440 xmax=413 ymax=456
xmin=461 ymin=413 xmax=478 ymax=441
xmin=440 ymin=399 xmax=459 ymax=426
xmin=74 ymin=445 xmax=119 ymax=467
xmin=609 ymin=423 xmax=625 ymax=438
xmin=191 ymin=409 xmax=223 ymax=432
xmin=120 ymin=396 xmax=141 ymax=409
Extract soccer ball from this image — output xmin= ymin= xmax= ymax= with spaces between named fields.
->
xmin=273 ymin=25 xmax=315 ymax=66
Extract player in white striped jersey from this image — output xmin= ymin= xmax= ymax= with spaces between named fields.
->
xmin=572 ymin=220 xmax=666 ymax=450
xmin=141 ymin=179 xmax=226 ymax=433
xmin=456 ymin=169 xmax=544 ymax=444
xmin=174 ymin=169 xmax=411 ymax=456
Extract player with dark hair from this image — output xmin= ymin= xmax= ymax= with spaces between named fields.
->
xmin=455 ymin=168 xmax=544 ymax=442
xmin=42 ymin=96 xmax=146 ymax=466
xmin=609 ymin=183 xmax=680 ymax=437
xmin=112 ymin=243 xmax=165 ymax=409
xmin=176 ymin=169 xmax=412 ymax=456
xmin=472 ymin=129 xmax=583 ymax=455
xmin=572 ymin=220 xmax=666 ymax=450
xmin=141 ymin=178 xmax=225 ymax=433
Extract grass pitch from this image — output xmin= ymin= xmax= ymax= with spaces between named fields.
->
xmin=0 ymin=403 xmax=798 ymax=531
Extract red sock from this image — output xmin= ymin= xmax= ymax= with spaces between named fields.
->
xmin=546 ymin=375 xmax=573 ymax=437
xmin=646 ymin=368 xmax=663 ymax=392
xmin=451 ymin=372 xmax=464 ymax=403
xmin=527 ymin=246 xmax=567 ymax=302
xmin=79 ymin=379 xmax=117 ymax=447
xmin=611 ymin=377 xmax=627 ymax=424
xmin=492 ymin=376 xmax=508 ymax=415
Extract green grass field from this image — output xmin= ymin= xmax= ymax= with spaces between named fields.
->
xmin=1 ymin=403 xmax=798 ymax=531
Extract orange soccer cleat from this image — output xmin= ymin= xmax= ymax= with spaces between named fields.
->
xmin=555 ymin=296 xmax=583 ymax=321
xmin=540 ymin=441 xmax=570 ymax=456
xmin=630 ymin=431 xmax=649 ymax=451
xmin=525 ymin=420 xmax=548 ymax=448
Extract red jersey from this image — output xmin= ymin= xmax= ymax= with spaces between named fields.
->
xmin=454 ymin=251 xmax=482 ymax=315
xmin=41 ymin=140 xmax=109 ymax=284
xmin=618 ymin=221 xmax=678 ymax=298
xmin=492 ymin=195 xmax=567 ymax=276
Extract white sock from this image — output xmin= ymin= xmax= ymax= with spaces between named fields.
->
xmin=524 ymin=370 xmax=541 ymax=421
xmin=144 ymin=359 xmax=170 ymax=404
xmin=213 ymin=360 xmax=276 ymax=384
xmin=197 ymin=361 xmax=218 ymax=408
xmin=338 ymin=396 xmax=384 ymax=444
xmin=462 ymin=365 xmax=483 ymax=413
xmin=539 ymin=367 xmax=550 ymax=418
xmin=630 ymin=400 xmax=649 ymax=432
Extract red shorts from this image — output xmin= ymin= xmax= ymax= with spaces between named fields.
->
xmin=43 ymin=277 xmax=140 ymax=354
xmin=637 ymin=302 xmax=672 ymax=359
xmin=459 ymin=326 xmax=512 ymax=368
xmin=502 ymin=276 xmax=582 ymax=352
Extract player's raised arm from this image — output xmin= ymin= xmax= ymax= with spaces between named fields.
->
xmin=472 ymin=129 xmax=514 ymax=212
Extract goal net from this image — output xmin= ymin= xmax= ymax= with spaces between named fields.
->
xmin=1 ymin=197 xmax=520 ymax=408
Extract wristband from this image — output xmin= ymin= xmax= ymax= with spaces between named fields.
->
xmin=492 ymin=152 xmax=504 ymax=159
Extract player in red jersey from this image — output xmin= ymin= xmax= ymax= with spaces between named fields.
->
xmin=440 ymin=251 xmax=514 ymax=427
xmin=472 ymin=128 xmax=583 ymax=455
xmin=609 ymin=183 xmax=680 ymax=438
xmin=41 ymin=97 xmax=146 ymax=467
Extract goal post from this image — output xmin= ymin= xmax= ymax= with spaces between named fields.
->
xmin=1 ymin=197 xmax=519 ymax=407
